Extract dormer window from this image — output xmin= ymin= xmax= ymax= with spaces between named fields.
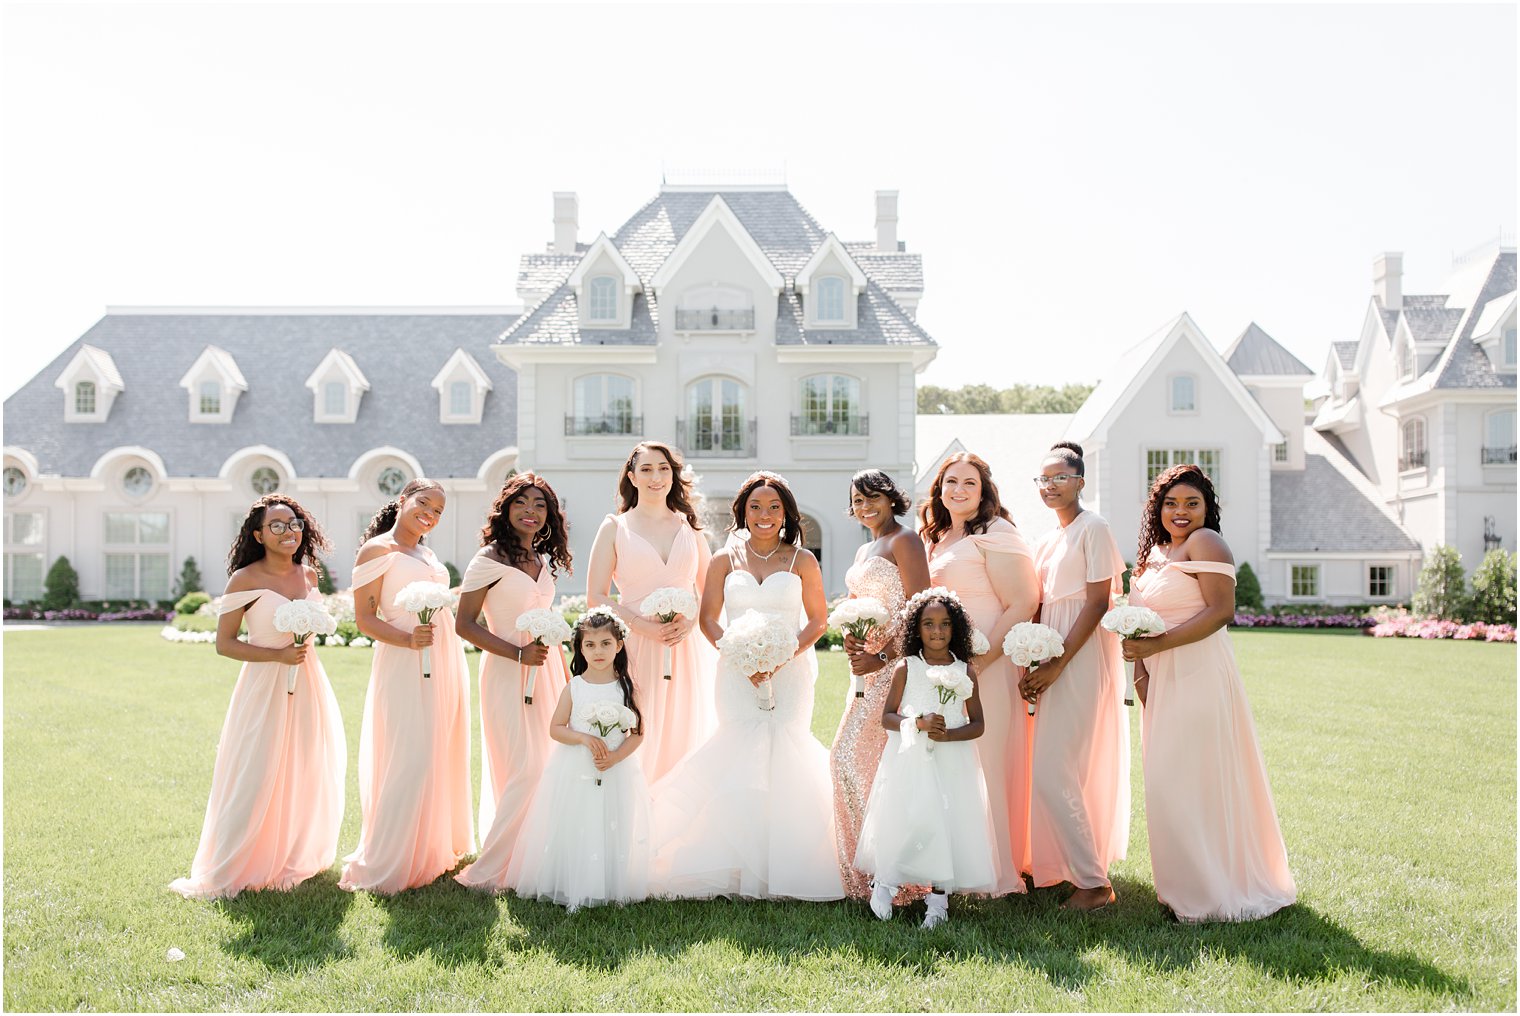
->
xmin=198 ymin=382 xmax=220 ymax=415
xmin=56 ymin=344 xmax=123 ymax=423
xmin=75 ymin=381 xmax=96 ymax=415
xmin=1504 ymin=327 xmax=1517 ymax=368
xmin=1170 ymin=374 xmax=1197 ymax=413
xmin=815 ymin=277 xmax=846 ymax=322
xmin=429 ymin=348 xmax=492 ymax=425
xmin=1400 ymin=340 xmax=1415 ymax=378
xmin=324 ymin=382 xmax=347 ymax=417
xmin=588 ymin=276 xmax=618 ymax=321
xmin=179 ymin=346 xmax=247 ymax=424
xmin=449 ymin=381 xmax=471 ymax=416
xmin=305 ymin=348 xmax=370 ymax=424
xmin=796 ymin=234 xmax=868 ymax=329
xmin=568 ymin=233 xmax=642 ymax=330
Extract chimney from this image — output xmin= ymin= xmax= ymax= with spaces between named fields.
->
xmin=553 ymin=192 xmax=578 ymax=255
xmin=1373 ymin=252 xmax=1403 ymax=310
xmin=875 ymin=190 xmax=898 ymax=252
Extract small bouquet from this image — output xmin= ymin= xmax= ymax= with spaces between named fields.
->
xmin=829 ymin=597 xmax=890 ymax=699
xmin=717 ymin=609 xmax=798 ymax=711
xmin=970 ymin=627 xmax=991 ymax=657
xmin=515 ymin=607 xmax=572 ymax=704
xmin=912 ymin=662 xmax=975 ymax=754
xmin=272 ymin=600 xmax=338 ymax=694
xmin=1003 ymin=621 xmax=1066 ymax=716
xmin=641 ymin=586 xmax=700 ymax=681
xmin=577 ymin=699 xmax=639 ymax=785
xmin=394 ymin=581 xmax=453 ymax=679
xmin=1101 ymin=600 xmax=1167 ymax=705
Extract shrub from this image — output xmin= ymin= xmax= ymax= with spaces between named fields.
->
xmin=1469 ymin=549 xmax=1517 ymax=626
xmin=316 ymin=559 xmax=336 ymax=595
xmin=174 ymin=557 xmax=204 ymax=600
xmin=174 ymin=591 xmax=211 ymax=616
xmin=1235 ymin=561 xmax=1264 ymax=611
xmin=171 ymin=612 xmax=220 ymax=634
xmin=41 ymin=556 xmax=81 ymax=611
xmin=445 ymin=560 xmax=462 ymax=588
xmin=1413 ymin=545 xmax=1469 ymax=621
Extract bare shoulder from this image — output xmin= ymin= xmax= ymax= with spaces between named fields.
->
xmin=793 ymin=547 xmax=823 ymax=578
xmin=1182 ymin=528 xmax=1233 ymax=564
xmin=224 ymin=566 xmax=260 ymax=594
xmin=891 ymin=526 xmax=928 ymax=554
xmin=709 ymin=547 xmax=736 ymax=575
xmin=303 ymin=564 xmax=322 ymax=588
xmin=355 ymin=535 xmax=396 ymax=565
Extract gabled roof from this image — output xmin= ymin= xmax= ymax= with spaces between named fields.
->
xmin=649 ymin=196 xmax=785 ymax=295
xmin=1225 ymin=322 xmax=1313 ymax=377
xmin=795 ymin=233 xmax=868 ymax=295
xmin=1269 ymin=429 xmax=1419 ymax=553
xmin=53 ymin=343 xmax=124 ymax=391
xmin=1471 ymin=290 xmax=1517 ymax=339
xmin=429 ymin=347 xmax=493 ymax=391
xmin=1066 ymin=313 xmax=1283 ymax=445
xmin=913 ymin=412 xmax=1074 ymax=542
xmin=1332 ymin=341 xmax=1359 ymax=370
xmin=1379 ymin=250 xmax=1517 ymax=400
xmin=304 ymin=348 xmax=371 ymax=392
xmin=567 ymin=233 xmax=642 ymax=292
xmin=177 ymin=345 xmax=248 ymax=391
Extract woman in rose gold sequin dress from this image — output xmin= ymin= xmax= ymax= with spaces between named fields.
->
xmin=827 ymin=470 xmax=930 ymax=898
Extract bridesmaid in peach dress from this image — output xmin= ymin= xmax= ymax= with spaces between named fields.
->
xmin=340 ymin=479 xmax=474 ymax=894
xmin=1124 ymin=464 xmax=1296 ymax=922
xmin=1022 ymin=442 xmax=1130 ymax=910
xmin=827 ymin=469 xmax=930 ymax=898
xmin=170 ymin=495 xmax=345 ymax=899
xmin=585 ymin=442 xmax=718 ymax=782
xmin=920 ymin=452 xmax=1040 ymax=895
xmin=456 ymin=473 xmax=574 ymax=891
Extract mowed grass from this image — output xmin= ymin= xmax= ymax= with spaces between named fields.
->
xmin=3 ymin=626 xmax=1515 ymax=1011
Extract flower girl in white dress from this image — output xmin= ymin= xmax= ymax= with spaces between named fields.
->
xmin=855 ymin=589 xmax=998 ymax=928
xmin=505 ymin=607 xmax=650 ymax=911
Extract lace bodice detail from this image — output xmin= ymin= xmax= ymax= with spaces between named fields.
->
xmin=568 ymin=676 xmax=631 ymax=750
xmin=901 ymin=656 xmax=970 ymax=729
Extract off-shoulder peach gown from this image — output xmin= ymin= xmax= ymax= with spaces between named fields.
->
xmin=1029 ymin=510 xmax=1130 ymax=889
xmin=456 ymin=550 xmax=570 ymax=890
xmin=608 ymin=513 xmax=718 ymax=782
xmin=169 ymin=588 xmax=346 ymax=898
xmin=927 ymin=522 xmax=1036 ymax=895
xmin=339 ymin=548 xmax=474 ymax=894
xmin=1130 ymin=549 xmax=1296 ymax=921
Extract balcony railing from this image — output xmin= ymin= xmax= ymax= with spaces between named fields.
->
xmin=1482 ymin=445 xmax=1517 ymax=465
xmin=676 ymin=418 xmax=757 ymax=458
xmin=791 ymin=413 xmax=869 ymax=437
xmin=1398 ymin=450 xmax=1428 ymax=471
xmin=564 ymin=414 xmax=642 ymax=437
xmin=674 ymin=307 xmax=755 ymax=331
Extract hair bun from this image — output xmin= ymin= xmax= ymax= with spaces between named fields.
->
xmin=1050 ymin=440 xmax=1084 ymax=459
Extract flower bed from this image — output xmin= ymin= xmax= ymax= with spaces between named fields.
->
xmin=1367 ymin=616 xmax=1516 ymax=642
xmin=5 ymin=606 xmax=172 ymax=622
xmin=1232 ymin=613 xmax=1374 ymax=630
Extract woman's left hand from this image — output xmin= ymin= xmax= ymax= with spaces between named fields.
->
xmin=748 ymin=669 xmax=773 ymax=688
xmin=659 ymin=615 xmax=695 ymax=645
xmin=1122 ymin=635 xmax=1165 ymax=662
xmin=1018 ymin=660 xmax=1062 ymax=702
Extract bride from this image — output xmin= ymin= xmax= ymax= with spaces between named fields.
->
xmin=648 ymin=471 xmax=845 ymax=901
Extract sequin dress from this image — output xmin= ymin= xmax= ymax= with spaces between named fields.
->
xmin=827 ymin=555 xmax=907 ymax=898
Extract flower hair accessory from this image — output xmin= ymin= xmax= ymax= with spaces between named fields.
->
xmin=898 ymin=586 xmax=964 ymax=624
xmin=578 ymin=604 xmax=630 ymax=639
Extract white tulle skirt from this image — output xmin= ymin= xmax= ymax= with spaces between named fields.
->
xmin=854 ymin=732 xmax=997 ymax=892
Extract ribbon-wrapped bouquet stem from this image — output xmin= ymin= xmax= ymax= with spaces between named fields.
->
xmin=828 ymin=597 xmax=890 ymax=699
xmin=515 ymin=607 xmax=572 ymax=704
xmin=716 ymin=609 xmax=797 ymax=712
xmin=394 ymin=581 xmax=453 ymax=679
xmin=1003 ymin=621 xmax=1066 ymax=716
xmin=640 ymin=587 xmax=699 ymax=681
xmin=272 ymin=600 xmax=338 ymax=694
xmin=1100 ymin=600 xmax=1168 ymax=705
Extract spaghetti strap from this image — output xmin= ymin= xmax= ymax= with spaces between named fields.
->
xmin=789 ymin=547 xmax=801 ymax=572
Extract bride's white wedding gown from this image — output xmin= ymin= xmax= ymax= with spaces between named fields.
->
xmin=648 ymin=564 xmax=845 ymax=900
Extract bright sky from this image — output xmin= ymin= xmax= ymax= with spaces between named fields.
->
xmin=1 ymin=2 xmax=1515 ymax=401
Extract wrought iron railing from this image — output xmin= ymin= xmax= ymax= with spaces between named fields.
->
xmin=564 ymin=414 xmax=641 ymax=436
xmin=673 ymin=307 xmax=756 ymax=331
xmin=1398 ymin=450 xmax=1428 ymax=471
xmin=791 ymin=413 xmax=869 ymax=436
xmin=1481 ymin=445 xmax=1517 ymax=465
xmin=676 ymin=418 xmax=757 ymax=458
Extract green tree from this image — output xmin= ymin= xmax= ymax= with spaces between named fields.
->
xmin=173 ymin=556 xmax=204 ymax=599
xmin=41 ymin=556 xmax=80 ymax=611
xmin=917 ymin=384 xmax=956 ymax=414
xmin=1469 ymin=549 xmax=1517 ymax=626
xmin=1412 ymin=545 xmax=1469 ymax=621
xmin=1234 ymin=561 xmax=1264 ymax=612
xmin=445 ymin=560 xmax=462 ymax=588
xmin=316 ymin=558 xmax=336 ymax=595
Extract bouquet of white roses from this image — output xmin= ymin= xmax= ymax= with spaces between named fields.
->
xmin=717 ymin=609 xmax=798 ymax=711
xmin=394 ymin=581 xmax=453 ymax=679
xmin=515 ymin=607 xmax=572 ymax=704
xmin=1003 ymin=621 xmax=1066 ymax=715
xmin=829 ymin=596 xmax=890 ymax=699
xmin=272 ymin=600 xmax=338 ymax=694
xmin=970 ymin=627 xmax=991 ymax=657
xmin=641 ymin=586 xmax=700 ymax=681
xmin=575 ymin=698 xmax=639 ymax=785
xmin=907 ymin=662 xmax=976 ymax=755
xmin=1100 ymin=600 xmax=1167 ymax=705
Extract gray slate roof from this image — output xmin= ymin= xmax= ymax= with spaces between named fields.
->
xmin=1402 ymin=302 xmax=1464 ymax=344
xmin=1227 ymin=322 xmax=1313 ymax=376
xmin=499 ymin=189 xmax=934 ymax=348
xmin=843 ymin=243 xmax=925 ymax=292
xmin=1434 ymin=250 xmax=1517 ymax=390
xmin=1332 ymin=341 xmax=1358 ymax=370
xmin=1270 ymin=430 xmax=1420 ymax=553
xmin=516 ymin=253 xmax=582 ymax=299
xmin=4 ymin=313 xmax=520 ymax=478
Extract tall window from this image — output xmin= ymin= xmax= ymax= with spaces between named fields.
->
xmin=1170 ymin=375 xmax=1196 ymax=413
xmin=1144 ymin=448 xmax=1221 ymax=492
xmin=1368 ymin=565 xmax=1394 ymax=598
xmin=798 ymin=374 xmax=863 ymax=435
xmin=449 ymin=380 xmax=472 ymax=417
xmin=1484 ymin=409 xmax=1516 ymax=464
xmin=687 ymin=376 xmax=747 ymax=454
xmin=1400 ymin=418 xmax=1427 ymax=470
xmin=323 ymin=381 xmax=347 ymax=417
xmin=1400 ymin=341 xmax=1415 ymax=378
xmin=1504 ymin=327 xmax=1517 ymax=367
xmin=588 ymin=276 xmax=618 ymax=321
xmin=1273 ymin=442 xmax=1289 ymax=463
xmin=815 ymin=277 xmax=846 ymax=322
xmin=103 ymin=511 xmax=170 ymax=600
xmin=1290 ymin=564 xmax=1319 ymax=598
xmin=4 ymin=512 xmax=46 ymax=601
xmin=198 ymin=380 xmax=221 ymax=415
xmin=75 ymin=381 xmax=96 ymax=415
xmin=570 ymin=374 xmax=635 ymax=434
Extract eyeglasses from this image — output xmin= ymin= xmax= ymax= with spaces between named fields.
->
xmin=263 ymin=519 xmax=305 ymax=535
xmin=1032 ymin=474 xmax=1079 ymax=488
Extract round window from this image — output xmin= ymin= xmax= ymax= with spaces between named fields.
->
xmin=377 ymin=466 xmax=409 ymax=497
xmin=2 ymin=467 xmax=26 ymax=497
xmin=122 ymin=466 xmax=153 ymax=498
xmin=250 ymin=466 xmax=280 ymax=496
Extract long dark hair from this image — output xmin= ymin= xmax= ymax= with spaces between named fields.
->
xmin=1135 ymin=464 xmax=1223 ymax=576
xmin=617 ymin=441 xmax=702 ymax=530
xmin=730 ymin=471 xmax=803 ymax=547
xmin=899 ymin=591 xmax=976 ymax=663
xmin=917 ymin=452 xmax=1011 ymax=545
xmin=569 ymin=611 xmax=642 ymax=734
xmin=227 ymin=494 xmax=331 ymax=575
xmin=846 ymin=468 xmax=911 ymax=519
xmin=480 ymin=472 xmax=573 ymax=577
xmin=361 ymin=477 xmax=444 ymax=545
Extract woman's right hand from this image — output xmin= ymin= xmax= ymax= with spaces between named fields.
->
xmin=848 ymin=651 xmax=879 ymax=677
xmin=278 ymin=642 xmax=309 ymax=667
xmin=919 ymin=712 xmax=948 ymax=739
xmin=748 ymin=669 xmax=773 ymax=688
xmin=409 ymin=623 xmax=435 ymax=650
xmin=516 ymin=640 xmax=549 ymax=667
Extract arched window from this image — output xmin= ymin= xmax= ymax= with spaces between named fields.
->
xmin=797 ymin=374 xmax=864 ymax=435
xmin=75 ymin=381 xmax=96 ymax=415
xmin=377 ymin=466 xmax=409 ymax=497
xmin=3 ymin=466 xmax=27 ymax=497
xmin=250 ymin=466 xmax=281 ymax=495
xmin=569 ymin=374 xmax=636 ymax=434
xmin=588 ymin=276 xmax=618 ymax=321
xmin=684 ymin=377 xmax=751 ymax=456
xmin=815 ymin=276 xmax=846 ymax=323
xmin=1400 ymin=418 xmax=1427 ymax=470
xmin=1170 ymin=374 xmax=1196 ymax=413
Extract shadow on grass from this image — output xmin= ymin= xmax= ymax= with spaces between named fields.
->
xmin=214 ymin=871 xmax=354 ymax=971
xmin=372 ymin=871 xmax=500 ymax=968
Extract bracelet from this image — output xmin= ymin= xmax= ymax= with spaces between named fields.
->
xmin=515 ymin=644 xmax=522 ymax=662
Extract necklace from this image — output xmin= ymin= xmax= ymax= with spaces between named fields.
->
xmin=748 ymin=540 xmax=782 ymax=561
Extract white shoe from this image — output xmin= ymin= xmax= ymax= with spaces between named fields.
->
xmin=869 ymin=881 xmax=895 ymax=921
xmin=922 ymin=892 xmax=949 ymax=930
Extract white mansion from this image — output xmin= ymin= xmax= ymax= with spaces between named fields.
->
xmin=3 ymin=177 xmax=1514 ymax=607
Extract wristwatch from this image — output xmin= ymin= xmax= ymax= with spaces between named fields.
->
xmin=876 ymin=650 xmax=889 ymax=663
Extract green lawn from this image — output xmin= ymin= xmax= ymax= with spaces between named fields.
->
xmin=4 ymin=626 xmax=1515 ymax=1011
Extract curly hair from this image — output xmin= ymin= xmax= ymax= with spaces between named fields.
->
xmin=360 ymin=478 xmax=445 ymax=545
xmin=617 ymin=441 xmax=702 ymax=530
xmin=227 ymin=494 xmax=332 ymax=575
xmin=917 ymin=452 xmax=1012 ymax=546
xmin=1135 ymin=464 xmax=1223 ymax=576
xmin=899 ymin=589 xmax=977 ymax=663
xmin=570 ymin=610 xmax=642 ymax=734
xmin=730 ymin=471 xmax=803 ymax=547
xmin=845 ymin=468 xmax=911 ymax=519
xmin=480 ymin=472 xmax=573 ymax=577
